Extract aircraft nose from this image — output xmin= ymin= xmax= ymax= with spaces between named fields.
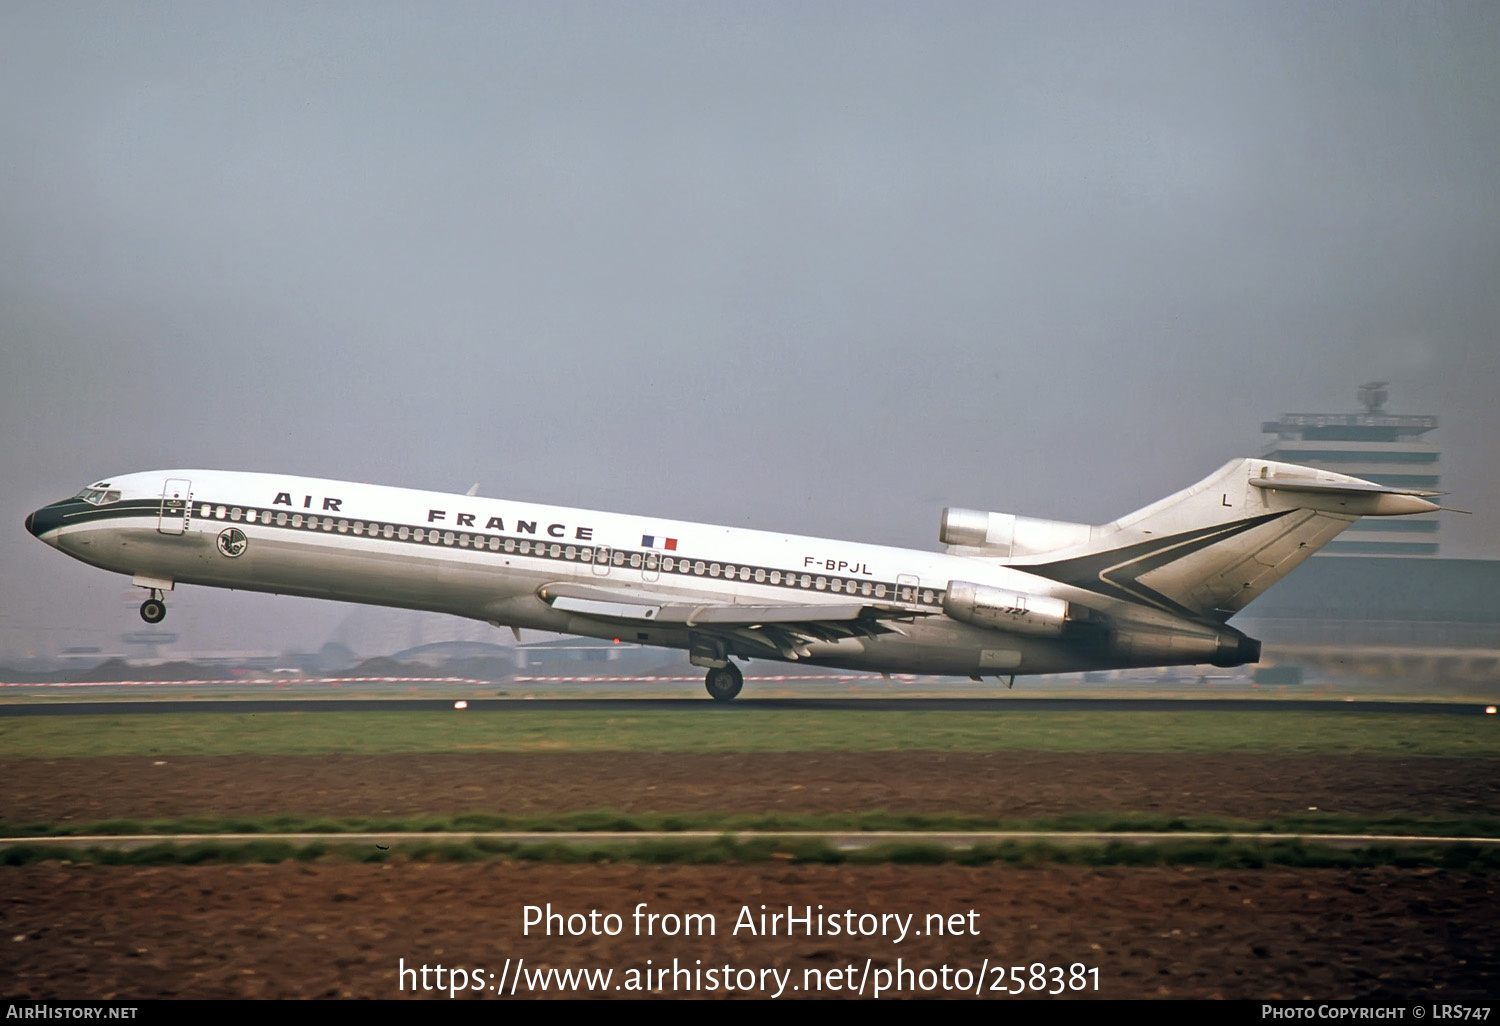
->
xmin=25 ymin=503 xmax=68 ymax=540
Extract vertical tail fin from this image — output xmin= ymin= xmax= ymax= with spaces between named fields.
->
xmin=1017 ymin=459 xmax=1441 ymax=622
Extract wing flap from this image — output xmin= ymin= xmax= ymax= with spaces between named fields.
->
xmin=537 ymin=581 xmax=928 ymax=659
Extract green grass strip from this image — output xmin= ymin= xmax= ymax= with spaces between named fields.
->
xmin=2 ymin=709 xmax=1497 ymax=757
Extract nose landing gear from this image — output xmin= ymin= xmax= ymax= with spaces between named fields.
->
xmin=704 ymin=663 xmax=743 ymax=702
xmin=140 ymin=590 xmax=167 ymax=624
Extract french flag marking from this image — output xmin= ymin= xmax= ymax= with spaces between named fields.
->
xmin=641 ymin=535 xmax=678 ymax=551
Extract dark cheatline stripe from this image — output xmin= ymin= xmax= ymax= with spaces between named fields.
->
xmin=1023 ymin=512 xmax=1291 ymax=619
xmin=43 ymin=496 xmax=948 ymax=610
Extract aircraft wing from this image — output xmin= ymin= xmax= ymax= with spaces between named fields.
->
xmin=536 ymin=581 xmax=930 ymax=661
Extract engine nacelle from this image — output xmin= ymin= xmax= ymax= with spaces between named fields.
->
xmin=939 ymin=508 xmax=1094 ymax=557
xmin=943 ymin=581 xmax=1070 ymax=637
xmin=1111 ymin=626 xmax=1262 ymax=667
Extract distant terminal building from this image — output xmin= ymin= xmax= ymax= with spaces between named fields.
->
xmin=1262 ymin=382 xmax=1440 ymax=556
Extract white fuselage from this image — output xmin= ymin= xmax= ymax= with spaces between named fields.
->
xmin=27 ymin=468 xmax=1277 ymax=679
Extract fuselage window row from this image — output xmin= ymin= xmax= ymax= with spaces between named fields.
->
xmin=175 ymin=497 xmax=940 ymax=608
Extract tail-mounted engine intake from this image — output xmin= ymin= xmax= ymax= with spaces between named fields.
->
xmin=942 ymin=581 xmax=1071 ymax=637
xmin=939 ymin=508 xmax=1094 ymax=558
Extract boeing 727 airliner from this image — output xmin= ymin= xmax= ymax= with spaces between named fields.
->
xmin=25 ymin=459 xmax=1442 ymax=699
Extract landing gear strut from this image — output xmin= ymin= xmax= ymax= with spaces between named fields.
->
xmin=140 ymin=590 xmax=166 ymax=624
xmin=704 ymin=663 xmax=743 ymax=702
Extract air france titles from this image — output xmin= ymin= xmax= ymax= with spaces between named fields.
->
xmin=426 ymin=508 xmax=593 ymax=541
xmin=273 ymin=492 xmax=344 ymax=512
xmin=269 ymin=492 xmax=594 ymax=540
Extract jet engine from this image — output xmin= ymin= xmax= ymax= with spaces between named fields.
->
xmin=939 ymin=508 xmax=1094 ymax=558
xmin=942 ymin=581 xmax=1071 ymax=637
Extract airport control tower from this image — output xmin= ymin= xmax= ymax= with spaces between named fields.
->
xmin=1262 ymin=383 xmax=1440 ymax=556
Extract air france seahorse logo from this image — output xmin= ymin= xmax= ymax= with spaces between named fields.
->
xmin=217 ymin=528 xmax=248 ymax=558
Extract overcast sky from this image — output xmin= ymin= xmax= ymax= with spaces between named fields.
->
xmin=3 ymin=2 xmax=1497 ymax=660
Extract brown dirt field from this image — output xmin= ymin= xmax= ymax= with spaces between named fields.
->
xmin=5 ymin=751 xmax=1499 ymax=822
xmin=3 ymin=752 xmax=1497 ymax=1000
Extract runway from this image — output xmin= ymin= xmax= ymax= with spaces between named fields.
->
xmin=0 ymin=696 xmax=1491 ymax=715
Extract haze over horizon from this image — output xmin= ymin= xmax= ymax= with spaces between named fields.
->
xmin=3 ymin=3 xmax=1497 ymax=661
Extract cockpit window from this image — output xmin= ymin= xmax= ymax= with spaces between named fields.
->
xmin=73 ymin=487 xmax=122 ymax=505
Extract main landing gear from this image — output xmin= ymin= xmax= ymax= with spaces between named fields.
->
xmin=704 ymin=663 xmax=743 ymax=702
xmin=139 ymin=590 xmax=167 ymax=624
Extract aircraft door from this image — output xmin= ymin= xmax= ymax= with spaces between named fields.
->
xmin=897 ymin=573 xmax=920 ymax=604
xmin=592 ymin=545 xmax=611 ymax=576
xmin=158 ymin=479 xmax=192 ymax=535
xmin=642 ymin=549 xmax=660 ymax=582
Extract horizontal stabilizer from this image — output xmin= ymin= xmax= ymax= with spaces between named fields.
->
xmin=1247 ymin=476 xmax=1441 ymax=515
